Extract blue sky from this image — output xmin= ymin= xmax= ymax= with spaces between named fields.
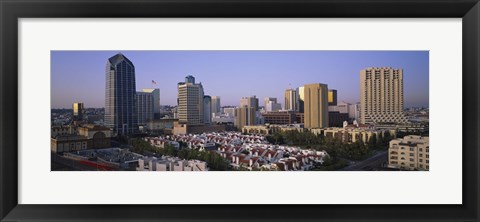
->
xmin=51 ymin=50 xmax=429 ymax=109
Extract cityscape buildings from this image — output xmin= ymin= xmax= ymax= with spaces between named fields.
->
xmin=388 ymin=135 xmax=429 ymax=170
xmin=360 ymin=67 xmax=408 ymax=124
xmin=72 ymin=102 xmax=84 ymax=121
xmin=203 ymin=95 xmax=212 ymax=124
xmin=105 ymin=53 xmax=138 ymax=135
xmin=240 ymin=96 xmax=259 ymax=111
xmin=304 ymin=83 xmax=329 ymax=129
xmin=328 ymin=89 xmax=338 ymax=106
xmin=142 ymin=88 xmax=160 ymax=119
xmin=177 ymin=76 xmax=204 ymax=125
xmin=296 ymin=86 xmax=305 ymax=113
xmin=284 ymin=88 xmax=297 ymax=111
xmin=211 ymin=96 xmax=221 ymax=116
xmin=52 ymin=51 xmax=429 ymax=172
xmin=136 ymin=91 xmax=154 ymax=126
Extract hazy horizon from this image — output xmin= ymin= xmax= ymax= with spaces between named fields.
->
xmin=51 ymin=50 xmax=429 ymax=109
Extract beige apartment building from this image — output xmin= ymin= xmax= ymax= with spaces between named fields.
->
xmin=388 ymin=135 xmax=429 ymax=170
xmin=177 ymin=82 xmax=204 ymax=125
xmin=360 ymin=67 xmax=408 ymax=124
xmin=284 ymin=88 xmax=297 ymax=111
xmin=304 ymin=83 xmax=329 ymax=129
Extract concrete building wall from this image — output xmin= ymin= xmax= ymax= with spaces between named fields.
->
xmin=304 ymin=83 xmax=329 ymax=129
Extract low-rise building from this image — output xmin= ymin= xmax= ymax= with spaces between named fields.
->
xmin=137 ymin=156 xmax=208 ymax=171
xmin=388 ymin=135 xmax=429 ymax=170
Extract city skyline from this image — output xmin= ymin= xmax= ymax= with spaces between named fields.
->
xmin=51 ymin=50 xmax=429 ymax=109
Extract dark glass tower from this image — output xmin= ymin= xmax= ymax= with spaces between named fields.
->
xmin=105 ymin=53 xmax=137 ymax=135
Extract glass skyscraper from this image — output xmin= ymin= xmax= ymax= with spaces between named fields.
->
xmin=105 ymin=53 xmax=137 ymax=135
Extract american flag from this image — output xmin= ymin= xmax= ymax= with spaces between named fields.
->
xmin=151 ymin=80 xmax=157 ymax=84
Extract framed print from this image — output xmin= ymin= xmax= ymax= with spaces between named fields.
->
xmin=1 ymin=0 xmax=479 ymax=221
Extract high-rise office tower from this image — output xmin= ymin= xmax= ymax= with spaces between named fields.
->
xmin=304 ymin=83 xmax=329 ymax=129
xmin=203 ymin=95 xmax=212 ymax=124
xmin=360 ymin=67 xmax=408 ymax=124
xmin=284 ymin=88 xmax=298 ymax=111
xmin=136 ymin=92 xmax=154 ymax=126
xmin=234 ymin=106 xmax=256 ymax=129
xmin=265 ymin=101 xmax=282 ymax=112
xmin=185 ymin=75 xmax=195 ymax=84
xmin=264 ymin=97 xmax=277 ymax=108
xmin=142 ymin=88 xmax=160 ymax=119
xmin=240 ymin=96 xmax=259 ymax=111
xmin=177 ymin=75 xmax=204 ymax=125
xmin=328 ymin=89 xmax=337 ymax=106
xmin=211 ymin=96 xmax=221 ymax=115
xmin=72 ymin=102 xmax=84 ymax=121
xmin=296 ymin=86 xmax=304 ymax=113
xmin=105 ymin=53 xmax=137 ymax=135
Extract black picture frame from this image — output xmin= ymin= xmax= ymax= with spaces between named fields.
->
xmin=1 ymin=0 xmax=479 ymax=221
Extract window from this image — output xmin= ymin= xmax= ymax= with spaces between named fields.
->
xmin=426 ymin=160 xmax=429 ymax=164
xmin=409 ymin=147 xmax=414 ymax=151
xmin=419 ymin=159 xmax=423 ymax=162
xmin=409 ymin=158 xmax=414 ymax=162
xmin=409 ymin=153 xmax=414 ymax=157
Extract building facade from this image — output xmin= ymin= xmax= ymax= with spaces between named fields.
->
xmin=360 ymin=67 xmax=408 ymax=124
xmin=296 ymin=86 xmax=304 ymax=113
xmin=105 ymin=53 xmax=138 ymax=135
xmin=388 ymin=135 xmax=429 ymax=170
xmin=136 ymin=91 xmax=154 ymax=126
xmin=203 ymin=95 xmax=212 ymax=124
xmin=177 ymin=76 xmax=204 ymax=125
xmin=262 ymin=111 xmax=297 ymax=125
xmin=240 ymin=96 xmax=259 ymax=111
xmin=265 ymin=100 xmax=282 ymax=112
xmin=142 ymin=88 xmax=160 ymax=119
xmin=284 ymin=88 xmax=297 ymax=111
xmin=304 ymin=83 xmax=329 ymax=129
xmin=328 ymin=89 xmax=337 ymax=106
xmin=211 ymin=96 xmax=221 ymax=116
xmin=72 ymin=102 xmax=84 ymax=121
xmin=235 ymin=106 xmax=256 ymax=129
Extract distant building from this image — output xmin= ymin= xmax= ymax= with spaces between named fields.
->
xmin=360 ymin=67 xmax=408 ymax=124
xmin=72 ymin=102 xmax=84 ymax=121
xmin=203 ymin=95 xmax=212 ymax=124
xmin=328 ymin=111 xmax=350 ymax=127
xmin=311 ymin=125 xmax=393 ymax=144
xmin=265 ymin=100 xmax=282 ymax=112
xmin=264 ymin=97 xmax=277 ymax=108
xmin=51 ymin=125 xmax=112 ymax=153
xmin=284 ymin=88 xmax=297 ymax=111
xmin=296 ymin=86 xmax=305 ymax=113
xmin=211 ymin=96 xmax=221 ymax=116
xmin=328 ymin=89 xmax=337 ymax=106
xmin=262 ymin=111 xmax=297 ymax=125
xmin=223 ymin=107 xmax=236 ymax=117
xmin=137 ymin=156 xmax=208 ymax=171
xmin=304 ymin=83 xmax=329 ymax=129
xmin=388 ymin=135 xmax=429 ymax=170
xmin=142 ymin=88 xmax=160 ymax=119
xmin=136 ymin=91 xmax=154 ymax=126
xmin=240 ymin=96 xmax=259 ymax=111
xmin=105 ymin=53 xmax=137 ymax=135
xmin=235 ymin=106 xmax=256 ymax=129
xmin=177 ymin=75 xmax=204 ymax=125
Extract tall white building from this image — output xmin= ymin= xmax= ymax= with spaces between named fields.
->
xmin=296 ymin=86 xmax=304 ymax=113
xmin=360 ymin=67 xmax=408 ymax=124
xmin=177 ymin=76 xmax=204 ymax=125
xmin=142 ymin=88 xmax=160 ymax=119
xmin=264 ymin=97 xmax=277 ymax=108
